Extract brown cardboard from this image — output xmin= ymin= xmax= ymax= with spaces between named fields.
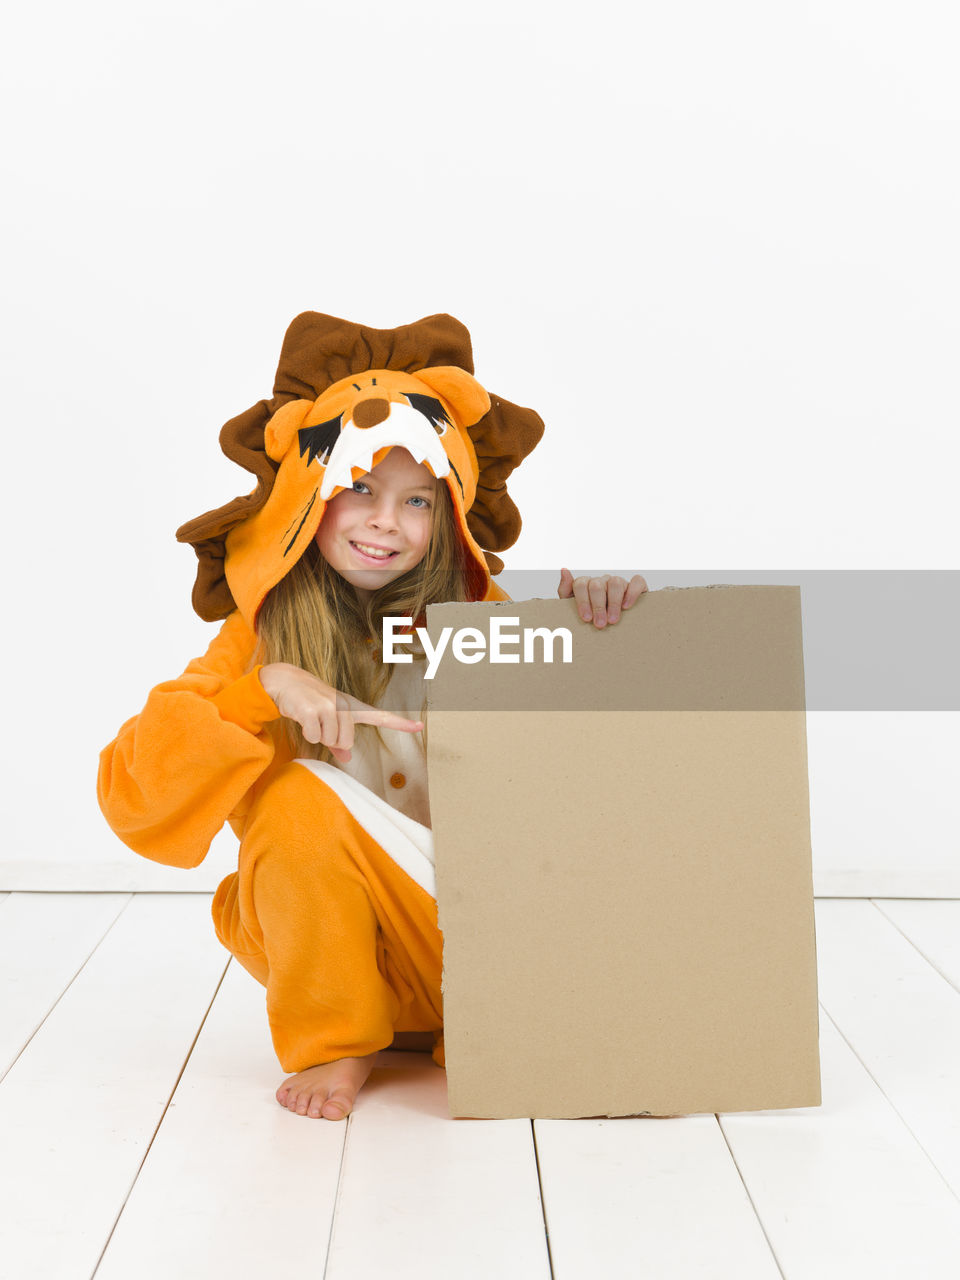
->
xmin=425 ymin=586 xmax=821 ymax=1118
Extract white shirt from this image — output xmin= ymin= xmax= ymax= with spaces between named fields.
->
xmin=330 ymin=652 xmax=431 ymax=828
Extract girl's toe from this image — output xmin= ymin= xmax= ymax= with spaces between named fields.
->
xmin=321 ymin=1090 xmax=351 ymax=1120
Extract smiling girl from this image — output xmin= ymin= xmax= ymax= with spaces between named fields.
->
xmin=98 ymin=311 xmax=646 ymax=1121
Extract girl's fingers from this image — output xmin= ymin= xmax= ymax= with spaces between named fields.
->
xmin=567 ymin=572 xmax=649 ymax=626
xmin=557 ymin=566 xmax=574 ymax=598
xmin=622 ymin=574 xmax=649 ymax=609
xmin=335 ymin=704 xmax=354 ymax=756
xmin=571 ymin=577 xmax=592 ymax=621
xmin=368 ymin=709 xmax=425 ymax=733
xmin=301 ymin=714 xmax=323 ymax=744
xmin=343 ymin=692 xmax=424 ymax=733
xmin=587 ymin=577 xmax=609 ymax=626
xmin=606 ymin=576 xmax=629 ymax=623
xmin=319 ymin=704 xmax=342 ymax=749
xmin=317 ymin=700 xmax=353 ymax=761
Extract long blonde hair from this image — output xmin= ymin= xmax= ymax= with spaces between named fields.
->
xmin=255 ymin=478 xmax=469 ymax=760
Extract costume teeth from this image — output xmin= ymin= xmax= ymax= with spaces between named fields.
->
xmin=318 ymin=404 xmax=451 ymax=501
xmin=325 ymin=462 xmax=356 ymax=496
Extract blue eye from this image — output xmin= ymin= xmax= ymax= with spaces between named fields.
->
xmin=352 ymin=481 xmax=370 ymax=494
xmin=408 ymin=495 xmax=430 ymax=508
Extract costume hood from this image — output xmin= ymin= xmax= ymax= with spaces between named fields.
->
xmin=176 ymin=311 xmax=545 ymax=629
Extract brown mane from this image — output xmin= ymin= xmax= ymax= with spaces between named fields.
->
xmin=176 ymin=311 xmax=544 ymax=621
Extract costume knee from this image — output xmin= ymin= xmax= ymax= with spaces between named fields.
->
xmin=212 ymin=762 xmax=444 ymax=1071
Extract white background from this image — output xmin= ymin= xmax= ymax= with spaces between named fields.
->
xmin=1 ymin=0 xmax=956 ymax=892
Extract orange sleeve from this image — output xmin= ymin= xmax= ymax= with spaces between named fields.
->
xmin=97 ymin=612 xmax=282 ymax=870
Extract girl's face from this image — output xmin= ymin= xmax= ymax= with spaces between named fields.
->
xmin=314 ymin=446 xmax=438 ymax=601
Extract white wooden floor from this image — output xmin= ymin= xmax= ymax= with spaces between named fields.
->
xmin=1 ymin=895 xmax=959 ymax=1280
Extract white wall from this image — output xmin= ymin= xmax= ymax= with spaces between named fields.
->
xmin=2 ymin=0 xmax=956 ymax=894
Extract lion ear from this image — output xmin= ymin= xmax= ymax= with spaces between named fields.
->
xmin=413 ymin=366 xmax=490 ymax=427
xmin=264 ymin=399 xmax=315 ymax=462
xmin=414 ymin=370 xmax=544 ymax=558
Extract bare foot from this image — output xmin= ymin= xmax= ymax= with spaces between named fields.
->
xmin=276 ymin=1054 xmax=377 ymax=1120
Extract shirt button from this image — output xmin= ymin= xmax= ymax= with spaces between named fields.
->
xmin=389 ymin=772 xmax=406 ymax=789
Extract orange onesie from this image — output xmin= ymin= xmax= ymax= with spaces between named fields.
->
xmin=98 ymin=311 xmax=543 ymax=1073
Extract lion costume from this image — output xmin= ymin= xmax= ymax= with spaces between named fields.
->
xmin=98 ymin=311 xmax=544 ymax=1071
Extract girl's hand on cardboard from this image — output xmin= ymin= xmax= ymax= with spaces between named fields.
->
xmin=259 ymin=662 xmax=423 ymax=763
xmin=558 ymin=568 xmax=648 ymax=629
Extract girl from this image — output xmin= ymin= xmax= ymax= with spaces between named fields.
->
xmin=98 ymin=311 xmax=647 ymax=1122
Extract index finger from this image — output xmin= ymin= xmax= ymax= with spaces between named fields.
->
xmin=342 ymin=693 xmax=424 ymax=733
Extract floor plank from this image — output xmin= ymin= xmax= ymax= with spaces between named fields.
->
xmin=814 ymin=898 xmax=960 ymax=1196
xmin=0 ymin=892 xmax=130 ymax=1078
xmin=96 ymin=960 xmax=345 ymax=1279
xmin=721 ymin=1009 xmax=960 ymax=1279
xmin=535 ymin=1114 xmax=780 ymax=1279
xmin=4 ymin=893 xmax=960 ymax=1279
xmin=325 ymin=1058 xmax=551 ymax=1279
xmin=872 ymin=898 xmax=960 ymax=991
xmin=0 ymin=895 xmax=228 ymax=1280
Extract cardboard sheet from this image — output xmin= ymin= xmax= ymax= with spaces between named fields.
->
xmin=425 ymin=587 xmax=821 ymax=1118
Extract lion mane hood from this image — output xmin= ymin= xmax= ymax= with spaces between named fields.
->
xmin=176 ymin=311 xmax=545 ymax=629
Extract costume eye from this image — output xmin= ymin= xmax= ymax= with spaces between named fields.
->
xmin=299 ymin=415 xmax=343 ymax=466
xmin=405 ymin=393 xmax=451 ymax=435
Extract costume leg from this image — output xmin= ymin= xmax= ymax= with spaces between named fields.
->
xmin=211 ymin=762 xmax=443 ymax=1073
